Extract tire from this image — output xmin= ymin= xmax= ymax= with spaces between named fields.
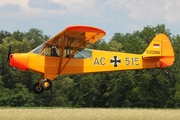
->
xmin=41 ymin=79 xmax=52 ymax=90
xmin=33 ymin=83 xmax=44 ymax=94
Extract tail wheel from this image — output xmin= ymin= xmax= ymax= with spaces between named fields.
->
xmin=41 ymin=79 xmax=52 ymax=90
xmin=33 ymin=83 xmax=44 ymax=94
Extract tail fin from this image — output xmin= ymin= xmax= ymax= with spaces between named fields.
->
xmin=142 ymin=34 xmax=174 ymax=68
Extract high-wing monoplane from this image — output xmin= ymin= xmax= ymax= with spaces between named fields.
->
xmin=8 ymin=25 xmax=175 ymax=94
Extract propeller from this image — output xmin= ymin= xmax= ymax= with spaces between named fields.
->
xmin=7 ymin=44 xmax=11 ymax=62
xmin=1 ymin=45 xmax=12 ymax=74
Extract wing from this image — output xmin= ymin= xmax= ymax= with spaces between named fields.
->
xmin=45 ymin=25 xmax=106 ymax=49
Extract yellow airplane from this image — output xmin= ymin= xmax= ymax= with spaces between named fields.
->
xmin=8 ymin=25 xmax=175 ymax=94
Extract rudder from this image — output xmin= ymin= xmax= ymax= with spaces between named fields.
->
xmin=143 ymin=34 xmax=174 ymax=68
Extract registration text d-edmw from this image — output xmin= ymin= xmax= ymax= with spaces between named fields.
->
xmin=146 ymin=50 xmax=160 ymax=54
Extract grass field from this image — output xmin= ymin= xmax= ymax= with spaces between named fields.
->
xmin=0 ymin=108 xmax=180 ymax=120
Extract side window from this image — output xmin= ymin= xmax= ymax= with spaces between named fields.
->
xmin=41 ymin=45 xmax=60 ymax=57
xmin=73 ymin=49 xmax=92 ymax=58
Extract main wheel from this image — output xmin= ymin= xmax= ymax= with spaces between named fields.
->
xmin=41 ymin=79 xmax=52 ymax=90
xmin=33 ymin=83 xmax=44 ymax=94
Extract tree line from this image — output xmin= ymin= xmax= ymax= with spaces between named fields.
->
xmin=0 ymin=24 xmax=180 ymax=108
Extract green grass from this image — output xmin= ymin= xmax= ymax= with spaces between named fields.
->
xmin=0 ymin=108 xmax=180 ymax=120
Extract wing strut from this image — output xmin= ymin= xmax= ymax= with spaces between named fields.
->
xmin=57 ymin=35 xmax=66 ymax=74
xmin=58 ymin=38 xmax=87 ymax=74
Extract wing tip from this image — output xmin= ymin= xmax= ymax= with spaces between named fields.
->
xmin=65 ymin=25 xmax=106 ymax=34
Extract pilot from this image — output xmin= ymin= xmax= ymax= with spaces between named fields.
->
xmin=51 ymin=47 xmax=58 ymax=56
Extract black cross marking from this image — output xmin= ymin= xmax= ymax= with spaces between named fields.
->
xmin=110 ymin=56 xmax=121 ymax=67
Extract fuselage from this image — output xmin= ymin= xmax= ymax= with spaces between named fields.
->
xmin=9 ymin=49 xmax=161 ymax=80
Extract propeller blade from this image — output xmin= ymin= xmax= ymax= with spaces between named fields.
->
xmin=7 ymin=45 xmax=11 ymax=61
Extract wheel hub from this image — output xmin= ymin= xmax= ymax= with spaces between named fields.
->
xmin=44 ymin=82 xmax=49 ymax=88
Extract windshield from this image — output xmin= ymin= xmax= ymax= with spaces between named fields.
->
xmin=30 ymin=43 xmax=45 ymax=54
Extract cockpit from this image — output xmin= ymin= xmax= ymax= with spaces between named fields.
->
xmin=30 ymin=43 xmax=92 ymax=59
xmin=30 ymin=30 xmax=95 ymax=59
